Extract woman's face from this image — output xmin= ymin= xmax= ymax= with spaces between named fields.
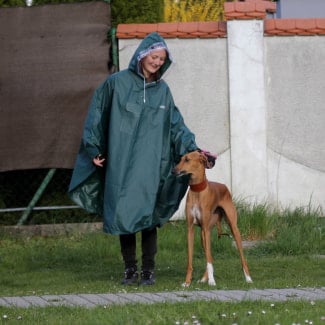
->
xmin=141 ymin=49 xmax=167 ymax=80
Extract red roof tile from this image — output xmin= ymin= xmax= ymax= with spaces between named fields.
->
xmin=265 ymin=18 xmax=325 ymax=36
xmin=116 ymin=1 xmax=325 ymax=39
xmin=157 ymin=22 xmax=179 ymax=38
xmin=224 ymin=0 xmax=276 ymax=21
xmin=116 ymin=22 xmax=226 ymax=39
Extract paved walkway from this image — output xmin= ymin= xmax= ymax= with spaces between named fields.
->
xmin=0 ymin=287 xmax=324 ymax=308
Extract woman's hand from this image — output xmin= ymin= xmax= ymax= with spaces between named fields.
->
xmin=93 ymin=154 xmax=106 ymax=167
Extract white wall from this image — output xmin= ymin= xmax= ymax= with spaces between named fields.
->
xmin=118 ymin=22 xmax=325 ymax=215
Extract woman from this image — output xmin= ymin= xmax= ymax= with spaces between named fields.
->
xmin=69 ymin=32 xmax=198 ymax=285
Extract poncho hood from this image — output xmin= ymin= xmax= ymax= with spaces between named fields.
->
xmin=128 ymin=32 xmax=172 ymax=80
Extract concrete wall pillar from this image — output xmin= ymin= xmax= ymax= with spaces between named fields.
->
xmin=227 ymin=20 xmax=268 ymax=203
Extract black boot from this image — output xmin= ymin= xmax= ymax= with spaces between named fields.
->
xmin=121 ymin=266 xmax=138 ymax=285
xmin=140 ymin=269 xmax=155 ymax=285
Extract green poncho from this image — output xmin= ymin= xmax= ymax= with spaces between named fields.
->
xmin=69 ymin=32 xmax=197 ymax=234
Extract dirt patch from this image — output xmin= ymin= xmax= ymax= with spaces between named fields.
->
xmin=0 ymin=222 xmax=103 ymax=237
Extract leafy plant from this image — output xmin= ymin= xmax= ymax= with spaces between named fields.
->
xmin=111 ymin=0 xmax=163 ymax=28
xmin=164 ymin=0 xmax=225 ymax=22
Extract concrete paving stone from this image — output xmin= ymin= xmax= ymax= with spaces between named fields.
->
xmin=41 ymin=295 xmax=67 ymax=306
xmin=57 ymin=294 xmax=94 ymax=307
xmin=302 ymin=288 xmax=325 ymax=299
xmin=116 ymin=292 xmax=152 ymax=304
xmin=250 ymin=289 xmax=288 ymax=301
xmin=197 ymin=290 xmax=232 ymax=301
xmin=22 ymin=296 xmax=50 ymax=307
xmin=192 ymin=290 xmax=215 ymax=300
xmin=216 ymin=290 xmax=247 ymax=301
xmin=172 ymin=290 xmax=209 ymax=302
xmin=115 ymin=292 xmax=144 ymax=304
xmin=157 ymin=291 xmax=194 ymax=303
xmin=279 ymin=288 xmax=306 ymax=299
xmin=311 ymin=287 xmax=325 ymax=292
xmin=0 ymin=297 xmax=10 ymax=307
xmin=173 ymin=290 xmax=209 ymax=301
xmin=241 ymin=289 xmax=274 ymax=301
xmin=194 ymin=290 xmax=232 ymax=301
xmin=78 ymin=294 xmax=113 ymax=306
xmin=265 ymin=288 xmax=301 ymax=301
xmin=132 ymin=292 xmax=168 ymax=304
xmin=1 ymin=297 xmax=31 ymax=308
xmin=283 ymin=288 xmax=302 ymax=297
xmin=307 ymin=287 xmax=325 ymax=298
xmin=97 ymin=293 xmax=132 ymax=305
xmin=292 ymin=288 xmax=324 ymax=300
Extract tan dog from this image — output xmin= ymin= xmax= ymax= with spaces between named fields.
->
xmin=173 ymin=151 xmax=253 ymax=287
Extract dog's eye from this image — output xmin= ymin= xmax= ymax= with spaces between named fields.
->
xmin=185 ymin=157 xmax=190 ymax=162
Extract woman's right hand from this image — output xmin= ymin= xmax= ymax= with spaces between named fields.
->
xmin=93 ymin=154 xmax=106 ymax=167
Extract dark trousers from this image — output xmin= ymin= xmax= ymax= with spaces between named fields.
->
xmin=119 ymin=227 xmax=157 ymax=271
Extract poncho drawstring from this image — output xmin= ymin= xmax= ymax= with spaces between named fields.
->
xmin=143 ymin=77 xmax=146 ymax=103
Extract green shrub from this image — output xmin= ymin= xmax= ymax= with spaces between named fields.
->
xmin=111 ymin=0 xmax=164 ymax=27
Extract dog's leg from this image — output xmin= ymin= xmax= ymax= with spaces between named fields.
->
xmin=216 ymin=212 xmax=223 ymax=238
xmin=183 ymin=222 xmax=195 ymax=287
xmin=223 ymin=202 xmax=253 ymax=283
xmin=215 ymin=211 xmax=231 ymax=238
xmin=199 ymin=229 xmax=208 ymax=283
xmin=231 ymin=222 xmax=253 ymax=283
xmin=200 ymin=226 xmax=216 ymax=286
xmin=231 ymin=223 xmax=253 ymax=283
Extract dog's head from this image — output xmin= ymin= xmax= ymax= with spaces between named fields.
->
xmin=172 ymin=151 xmax=212 ymax=177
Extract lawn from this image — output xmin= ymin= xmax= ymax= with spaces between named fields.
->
xmin=1 ymin=300 xmax=325 ymax=324
xmin=0 ymin=204 xmax=324 ymax=324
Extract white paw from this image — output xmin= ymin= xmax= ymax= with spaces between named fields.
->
xmin=245 ymin=276 xmax=253 ymax=283
xmin=244 ymin=270 xmax=253 ymax=283
xmin=182 ymin=282 xmax=190 ymax=288
xmin=207 ymin=263 xmax=215 ymax=286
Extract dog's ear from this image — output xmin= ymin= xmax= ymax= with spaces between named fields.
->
xmin=199 ymin=149 xmax=217 ymax=169
xmin=198 ymin=152 xmax=208 ymax=167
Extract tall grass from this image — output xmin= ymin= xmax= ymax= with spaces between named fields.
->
xmin=235 ymin=203 xmax=324 ymax=256
xmin=236 ymin=202 xmax=276 ymax=240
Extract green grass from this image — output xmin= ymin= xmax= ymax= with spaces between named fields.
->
xmin=1 ymin=300 xmax=325 ymax=324
xmin=0 ymin=204 xmax=324 ymax=324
